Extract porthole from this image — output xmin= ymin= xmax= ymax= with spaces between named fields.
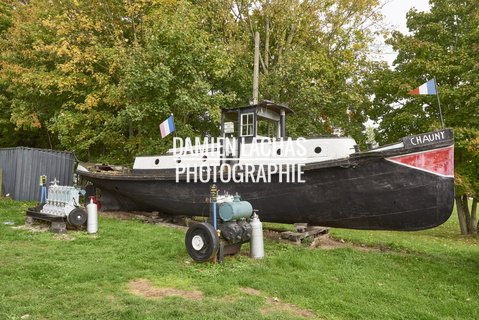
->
xmin=177 ymin=157 xmax=182 ymax=164
xmin=155 ymin=159 xmax=160 ymax=165
xmin=202 ymin=155 xmax=207 ymax=162
xmin=276 ymin=149 xmax=282 ymax=155
xmin=314 ymin=147 xmax=322 ymax=154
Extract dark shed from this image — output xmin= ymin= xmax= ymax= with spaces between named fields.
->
xmin=0 ymin=147 xmax=76 ymax=201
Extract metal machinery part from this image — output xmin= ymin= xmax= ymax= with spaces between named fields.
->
xmin=218 ymin=220 xmax=252 ymax=243
xmin=218 ymin=195 xmax=253 ymax=221
xmin=66 ymin=208 xmax=88 ymax=226
xmin=185 ymin=187 xmax=255 ymax=262
xmin=237 ymin=220 xmax=253 ymax=241
xmin=217 ymin=194 xmax=253 ymax=244
xmin=185 ymin=222 xmax=220 ymax=262
xmin=40 ymin=181 xmax=87 ymax=226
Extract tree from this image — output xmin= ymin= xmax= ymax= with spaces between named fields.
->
xmin=114 ymin=0 xmax=238 ymax=157
xmin=0 ymin=0 xmax=235 ymax=162
xmin=201 ymin=0 xmax=386 ymax=142
xmin=368 ymin=0 xmax=479 ymax=234
xmin=0 ymin=0 xmax=60 ymax=149
xmin=1 ymin=0 xmax=387 ymax=161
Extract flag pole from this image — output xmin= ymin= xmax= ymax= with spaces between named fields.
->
xmin=171 ymin=113 xmax=176 ymax=138
xmin=434 ymin=77 xmax=445 ymax=129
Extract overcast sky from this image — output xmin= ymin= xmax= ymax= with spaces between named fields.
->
xmin=376 ymin=0 xmax=431 ymax=65
xmin=381 ymin=0 xmax=431 ymax=34
xmin=365 ymin=1 xmax=432 ymax=126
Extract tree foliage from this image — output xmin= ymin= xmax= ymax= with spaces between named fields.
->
xmin=368 ymin=0 xmax=479 ymax=234
xmin=203 ymin=0 xmax=385 ymax=140
xmin=0 ymin=0 xmax=386 ymax=162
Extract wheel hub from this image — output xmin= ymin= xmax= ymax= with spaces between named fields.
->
xmin=191 ymin=235 xmax=205 ymax=251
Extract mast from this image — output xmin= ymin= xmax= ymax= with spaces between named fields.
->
xmin=253 ymin=32 xmax=260 ymax=105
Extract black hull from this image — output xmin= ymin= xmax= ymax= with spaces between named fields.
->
xmin=78 ymin=149 xmax=454 ymax=231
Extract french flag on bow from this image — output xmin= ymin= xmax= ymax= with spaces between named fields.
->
xmin=407 ymin=77 xmax=444 ymax=129
xmin=159 ymin=116 xmax=175 ymax=138
xmin=408 ymin=78 xmax=437 ymax=95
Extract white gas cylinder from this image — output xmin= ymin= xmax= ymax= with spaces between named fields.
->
xmin=250 ymin=213 xmax=264 ymax=259
xmin=86 ymin=198 xmax=98 ymax=234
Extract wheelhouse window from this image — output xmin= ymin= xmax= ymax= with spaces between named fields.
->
xmin=223 ymin=111 xmax=238 ymax=137
xmin=241 ymin=113 xmax=254 ymax=136
xmin=257 ymin=119 xmax=278 ymax=138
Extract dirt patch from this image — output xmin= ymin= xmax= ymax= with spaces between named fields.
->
xmin=127 ymin=279 xmax=203 ymax=300
xmin=263 ymin=229 xmax=282 ymax=242
xmin=239 ymin=287 xmax=318 ymax=318
xmin=127 ymin=280 xmax=317 ymax=318
xmin=12 ymin=224 xmax=49 ymax=232
xmin=12 ymin=224 xmax=80 ymax=241
xmin=53 ymin=234 xmax=77 ymax=241
xmin=311 ymin=235 xmax=350 ymax=250
xmin=264 ymin=229 xmax=378 ymax=253
xmin=99 ymin=210 xmax=141 ymax=220
xmin=99 ymin=210 xmax=189 ymax=230
xmin=239 ymin=287 xmax=263 ymax=296
xmin=311 ymin=236 xmax=381 ymax=253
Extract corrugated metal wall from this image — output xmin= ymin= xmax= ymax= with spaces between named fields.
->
xmin=0 ymin=147 xmax=76 ymax=201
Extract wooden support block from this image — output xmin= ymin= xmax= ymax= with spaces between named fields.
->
xmin=306 ymin=226 xmax=329 ymax=235
xmin=25 ymin=210 xmax=68 ymax=234
xmin=280 ymin=226 xmax=330 ymax=246
xmin=281 ymin=231 xmax=308 ymax=241
xmin=50 ymin=222 xmax=67 ymax=234
xmin=294 ymin=223 xmax=308 ymax=232
xmin=25 ymin=216 xmax=34 ymax=227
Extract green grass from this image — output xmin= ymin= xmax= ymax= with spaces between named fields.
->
xmin=1 ymin=197 xmax=478 ymax=319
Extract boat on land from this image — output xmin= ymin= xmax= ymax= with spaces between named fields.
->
xmin=77 ymin=101 xmax=454 ymax=231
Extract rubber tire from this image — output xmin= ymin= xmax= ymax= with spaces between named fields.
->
xmin=67 ymin=208 xmax=88 ymax=226
xmin=185 ymin=222 xmax=219 ymax=262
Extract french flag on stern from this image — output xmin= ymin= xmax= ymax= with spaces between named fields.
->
xmin=408 ymin=78 xmax=437 ymax=95
xmin=159 ymin=116 xmax=175 ymax=138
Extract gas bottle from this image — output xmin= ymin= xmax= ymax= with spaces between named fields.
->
xmin=86 ymin=197 xmax=98 ymax=234
xmin=250 ymin=212 xmax=264 ymax=259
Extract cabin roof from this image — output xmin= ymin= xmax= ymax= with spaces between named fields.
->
xmin=222 ymin=100 xmax=294 ymax=115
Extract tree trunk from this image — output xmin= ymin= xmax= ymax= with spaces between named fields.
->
xmin=462 ymin=195 xmax=472 ymax=233
xmin=455 ymin=196 xmax=468 ymax=235
xmin=472 ymin=198 xmax=478 ymax=233
xmin=455 ymin=195 xmax=477 ymax=235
